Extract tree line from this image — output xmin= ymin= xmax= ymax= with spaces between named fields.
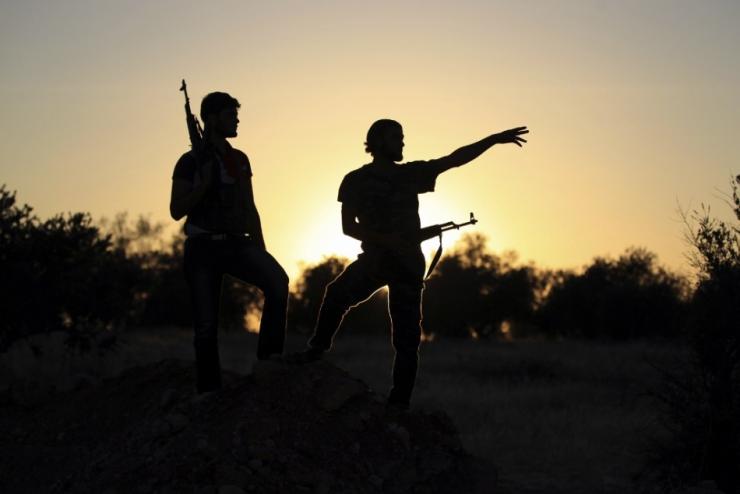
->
xmin=0 ymin=183 xmax=692 ymax=351
xmin=1 ymin=176 xmax=737 ymax=491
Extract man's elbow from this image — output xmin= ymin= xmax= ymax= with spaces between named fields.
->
xmin=431 ymin=156 xmax=458 ymax=173
xmin=170 ymin=204 xmax=185 ymax=221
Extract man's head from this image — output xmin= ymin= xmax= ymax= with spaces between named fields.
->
xmin=365 ymin=119 xmax=404 ymax=162
xmin=201 ymin=92 xmax=240 ymax=138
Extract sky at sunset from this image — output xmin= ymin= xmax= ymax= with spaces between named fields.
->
xmin=2 ymin=0 xmax=739 ymax=280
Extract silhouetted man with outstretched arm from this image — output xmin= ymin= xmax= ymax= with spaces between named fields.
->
xmin=293 ymin=119 xmax=528 ymax=409
xmin=170 ymin=92 xmax=289 ymax=393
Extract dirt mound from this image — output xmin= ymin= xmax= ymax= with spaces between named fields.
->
xmin=0 ymin=359 xmax=494 ymax=493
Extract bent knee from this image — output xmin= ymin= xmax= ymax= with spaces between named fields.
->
xmin=324 ymin=280 xmax=359 ymax=308
xmin=266 ymin=282 xmax=289 ymax=303
xmin=275 ymin=271 xmax=289 ymax=297
xmin=261 ymin=266 xmax=289 ymax=298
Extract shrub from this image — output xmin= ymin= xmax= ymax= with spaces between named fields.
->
xmin=0 ymin=185 xmax=141 ymax=352
xmin=536 ymin=247 xmax=688 ymax=339
xmin=644 ymin=175 xmax=740 ymax=493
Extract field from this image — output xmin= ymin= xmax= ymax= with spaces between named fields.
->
xmin=2 ymin=328 xmax=684 ymax=493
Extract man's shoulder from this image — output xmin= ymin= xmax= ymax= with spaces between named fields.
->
xmin=223 ymin=140 xmax=248 ymax=160
xmin=341 ymin=164 xmax=373 ymax=184
xmin=338 ymin=164 xmax=373 ymax=202
xmin=177 ymin=149 xmax=198 ymax=163
xmin=400 ymin=159 xmax=432 ymax=169
xmin=174 ymin=150 xmax=199 ymax=170
xmin=229 ymin=148 xmax=252 ymax=177
xmin=230 ymin=147 xmax=249 ymax=161
xmin=173 ymin=150 xmax=198 ymax=180
xmin=345 ymin=163 xmax=372 ymax=177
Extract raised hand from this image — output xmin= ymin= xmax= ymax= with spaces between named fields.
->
xmin=494 ymin=126 xmax=529 ymax=147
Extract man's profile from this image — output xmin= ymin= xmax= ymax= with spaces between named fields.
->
xmin=170 ymin=91 xmax=289 ymax=393
xmin=293 ymin=119 xmax=528 ymax=410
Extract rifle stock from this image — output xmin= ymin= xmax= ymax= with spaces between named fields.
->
xmin=418 ymin=223 xmax=446 ymax=242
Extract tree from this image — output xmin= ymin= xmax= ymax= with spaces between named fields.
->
xmin=0 ymin=185 xmax=141 ymax=352
xmin=536 ymin=247 xmax=687 ymax=339
xmin=100 ymin=217 xmax=261 ymax=332
xmin=288 ymin=256 xmax=348 ymax=333
xmin=423 ymin=233 xmax=542 ymax=339
xmin=288 ymin=256 xmax=390 ymax=336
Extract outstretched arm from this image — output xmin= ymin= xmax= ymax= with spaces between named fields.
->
xmin=429 ymin=126 xmax=528 ymax=173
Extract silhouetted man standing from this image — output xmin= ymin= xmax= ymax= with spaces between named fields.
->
xmin=170 ymin=92 xmax=288 ymax=393
xmin=295 ymin=120 xmax=528 ymax=409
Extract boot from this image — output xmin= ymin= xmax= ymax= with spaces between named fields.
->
xmin=194 ymin=339 xmax=222 ymax=393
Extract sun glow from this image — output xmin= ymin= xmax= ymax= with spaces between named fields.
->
xmin=293 ymin=203 xmax=362 ymax=267
xmin=1 ymin=1 xmax=736 ymax=288
xmin=418 ymin=194 xmax=483 ymax=255
xmin=288 ymin=191 xmax=481 ymax=276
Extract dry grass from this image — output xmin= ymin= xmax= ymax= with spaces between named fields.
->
xmin=333 ymin=335 xmax=681 ymax=493
xmin=1 ymin=328 xmax=683 ymax=493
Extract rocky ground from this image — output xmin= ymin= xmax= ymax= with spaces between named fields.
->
xmin=0 ymin=358 xmax=496 ymax=493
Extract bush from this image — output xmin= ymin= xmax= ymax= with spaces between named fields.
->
xmin=644 ymin=175 xmax=740 ymax=493
xmin=0 ymin=185 xmax=141 ymax=352
xmin=288 ymin=256 xmax=389 ymax=336
xmin=423 ymin=233 xmax=542 ymax=339
xmin=536 ymin=247 xmax=688 ymax=339
xmin=101 ymin=217 xmax=261 ymax=332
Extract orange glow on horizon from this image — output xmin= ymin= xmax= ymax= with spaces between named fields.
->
xmin=2 ymin=1 xmax=737 ymax=282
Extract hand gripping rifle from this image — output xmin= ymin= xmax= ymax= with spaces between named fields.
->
xmin=420 ymin=212 xmax=478 ymax=279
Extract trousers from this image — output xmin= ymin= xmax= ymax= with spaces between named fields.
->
xmin=184 ymin=235 xmax=289 ymax=392
xmin=309 ymin=249 xmax=425 ymax=406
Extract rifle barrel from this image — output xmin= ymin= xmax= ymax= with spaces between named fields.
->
xmin=439 ymin=216 xmax=477 ymax=232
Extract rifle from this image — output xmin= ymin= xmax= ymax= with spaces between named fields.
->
xmin=180 ymin=79 xmax=220 ymax=194
xmin=421 ymin=212 xmax=478 ymax=278
xmin=418 ymin=212 xmax=478 ymax=242
xmin=180 ymin=79 xmax=204 ymax=155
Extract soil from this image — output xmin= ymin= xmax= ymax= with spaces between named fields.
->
xmin=0 ymin=358 xmax=496 ymax=493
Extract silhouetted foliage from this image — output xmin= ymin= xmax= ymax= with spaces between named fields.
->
xmin=288 ymin=255 xmax=389 ymax=336
xmin=132 ymin=237 xmax=192 ymax=328
xmin=0 ymin=185 xmax=140 ymax=352
xmin=288 ymin=234 xmax=688 ymax=342
xmin=100 ymin=218 xmax=261 ymax=332
xmin=288 ymin=236 xmax=541 ymax=342
xmin=98 ymin=213 xmax=189 ymax=328
xmin=101 ymin=213 xmax=265 ymax=332
xmin=423 ymin=233 xmax=542 ymax=339
xmin=0 ymin=181 xmax=698 ymax=354
xmin=646 ymin=175 xmax=740 ymax=493
xmin=100 ymin=212 xmax=169 ymax=255
xmin=219 ymin=276 xmax=263 ymax=331
xmin=289 ymin=256 xmax=348 ymax=333
xmin=536 ymin=247 xmax=688 ymax=339
xmin=0 ymin=187 xmax=266 ymax=353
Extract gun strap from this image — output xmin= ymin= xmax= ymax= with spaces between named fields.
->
xmin=425 ymin=233 xmax=444 ymax=279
